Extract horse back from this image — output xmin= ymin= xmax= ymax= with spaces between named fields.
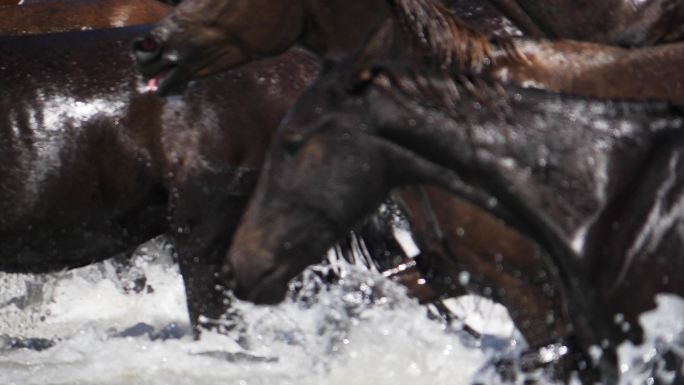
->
xmin=0 ymin=0 xmax=170 ymax=35
xmin=0 ymin=26 xmax=168 ymax=269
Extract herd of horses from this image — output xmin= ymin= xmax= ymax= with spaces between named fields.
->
xmin=1 ymin=0 xmax=683 ymax=383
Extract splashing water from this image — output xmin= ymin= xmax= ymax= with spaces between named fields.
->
xmin=0 ymin=239 xmax=681 ymax=385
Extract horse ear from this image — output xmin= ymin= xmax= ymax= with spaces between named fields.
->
xmin=349 ymin=20 xmax=397 ymax=86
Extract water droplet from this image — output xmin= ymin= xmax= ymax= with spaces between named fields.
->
xmin=546 ymin=312 xmax=555 ymax=325
xmin=458 ymin=271 xmax=470 ymax=286
xmin=589 ymin=345 xmax=603 ymax=362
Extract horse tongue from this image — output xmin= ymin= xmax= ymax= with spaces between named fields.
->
xmin=146 ymin=76 xmax=161 ymax=93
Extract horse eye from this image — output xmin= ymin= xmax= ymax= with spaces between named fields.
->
xmin=280 ymin=131 xmax=304 ymax=155
xmin=158 ymin=0 xmax=182 ymax=6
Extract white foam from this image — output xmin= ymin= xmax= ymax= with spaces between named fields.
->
xmin=0 ymin=245 xmax=681 ymax=385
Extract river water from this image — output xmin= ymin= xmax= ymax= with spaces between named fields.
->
xmin=0 ymin=239 xmax=681 ymax=385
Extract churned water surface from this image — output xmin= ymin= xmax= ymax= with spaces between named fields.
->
xmin=0 ymin=239 xmax=681 ymax=385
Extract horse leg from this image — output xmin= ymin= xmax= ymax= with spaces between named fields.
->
xmin=395 ymin=186 xmax=572 ymax=346
xmin=387 ymin=187 xmax=468 ymax=299
xmin=168 ymin=170 xmax=255 ymax=338
xmin=393 ymin=186 xmax=602 ymax=381
xmin=585 ymin=136 xmax=684 ymax=346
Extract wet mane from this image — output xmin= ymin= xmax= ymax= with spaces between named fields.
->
xmin=362 ymin=59 xmax=684 ymax=144
xmin=389 ymin=0 xmax=521 ymax=71
xmin=368 ymin=63 xmax=512 ymax=118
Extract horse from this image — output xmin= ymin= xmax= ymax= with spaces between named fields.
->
xmin=0 ymin=24 xmax=318 ymax=336
xmin=223 ymin=56 xmax=684 ymax=383
xmin=135 ymin=0 xmax=583 ymax=350
xmin=0 ymin=0 xmax=170 ymax=35
xmin=0 ymin=23 xmax=427 ymax=340
xmin=134 ymin=0 xmax=684 ymax=105
xmin=132 ymin=0 xmax=684 ymax=375
xmin=134 ymin=0 xmax=684 ymax=355
xmin=488 ymin=0 xmax=684 ymax=46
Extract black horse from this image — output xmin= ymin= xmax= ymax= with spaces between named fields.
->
xmin=0 ymin=25 xmax=318 ymax=334
xmin=224 ymin=57 xmax=684 ymax=382
xmin=488 ymin=0 xmax=684 ymax=45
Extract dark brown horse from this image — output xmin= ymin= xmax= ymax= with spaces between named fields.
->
xmin=488 ymin=0 xmax=684 ymax=46
xmin=224 ymin=58 xmax=684 ymax=382
xmin=134 ymin=0 xmax=684 ymax=104
xmin=133 ymin=0 xmax=682 ymax=378
xmin=0 ymin=25 xmax=317 ymax=335
xmin=0 ymin=0 xmax=170 ymax=35
xmin=132 ymin=0 xmax=684 ymax=373
xmin=134 ymin=0 xmax=684 ymax=338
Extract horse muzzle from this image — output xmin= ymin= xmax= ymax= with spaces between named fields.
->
xmin=132 ymin=35 xmax=188 ymax=96
xmin=226 ymin=250 xmax=291 ymax=305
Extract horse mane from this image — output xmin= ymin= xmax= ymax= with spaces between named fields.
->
xmin=364 ymin=59 xmax=684 ymax=136
xmin=389 ymin=0 xmax=522 ymax=71
xmin=368 ymin=62 xmax=512 ymax=119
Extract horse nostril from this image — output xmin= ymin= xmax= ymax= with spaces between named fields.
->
xmin=132 ymin=36 xmax=162 ymax=63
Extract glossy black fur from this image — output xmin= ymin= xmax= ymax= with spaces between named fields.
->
xmin=0 ymin=25 xmax=318 ymax=333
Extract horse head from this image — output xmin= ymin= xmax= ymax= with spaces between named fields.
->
xmin=133 ymin=0 xmax=307 ymax=95
xmin=224 ymin=55 xmax=684 ymax=382
xmin=134 ymin=0 xmax=484 ymax=96
xmin=223 ymin=63 xmax=395 ymax=303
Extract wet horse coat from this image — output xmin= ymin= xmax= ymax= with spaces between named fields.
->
xmin=135 ymin=0 xmax=684 ymax=331
xmin=0 ymin=25 xmax=317 ymax=333
xmin=488 ymin=0 xmax=684 ymax=45
xmin=225 ymin=60 xmax=684 ymax=381
xmin=0 ymin=0 xmax=170 ymax=35
xmin=135 ymin=0 xmax=684 ymax=104
xmin=133 ymin=0 xmax=684 ymax=370
xmin=134 ymin=0 xmax=580 ymax=349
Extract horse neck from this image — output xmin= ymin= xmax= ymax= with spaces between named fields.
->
xmin=366 ymin=67 xmax=684 ymax=247
xmin=302 ymin=0 xmax=393 ymax=59
xmin=301 ymin=0 xmax=512 ymax=72
xmin=384 ymin=0 xmax=512 ymax=72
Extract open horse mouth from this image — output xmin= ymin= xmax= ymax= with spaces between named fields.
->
xmin=132 ymin=36 xmax=188 ymax=96
xmin=145 ymin=66 xmax=185 ymax=95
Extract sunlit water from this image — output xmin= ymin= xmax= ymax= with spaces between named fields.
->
xmin=0 ymin=239 xmax=681 ymax=385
